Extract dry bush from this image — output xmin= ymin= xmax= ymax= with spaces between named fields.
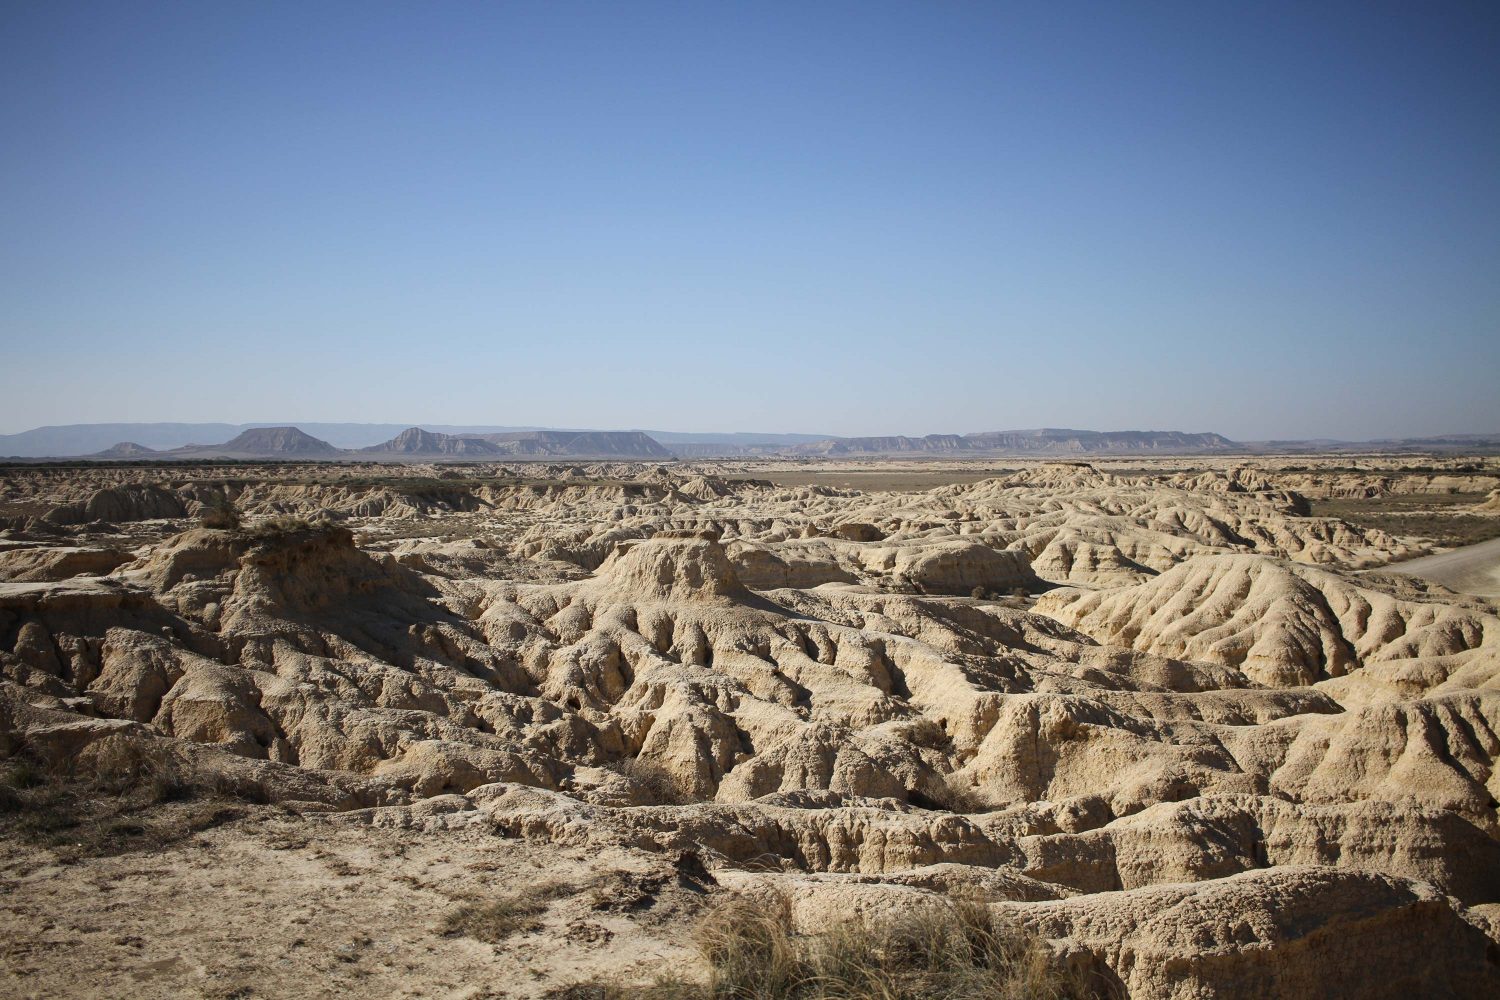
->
xmin=198 ymin=500 xmax=242 ymax=530
xmin=909 ymin=770 xmax=989 ymax=814
xmin=554 ymin=892 xmax=1104 ymax=1000
xmin=0 ymin=736 xmax=270 ymax=859
xmin=442 ymin=881 xmax=576 ymax=943
xmin=71 ymin=733 xmax=198 ymax=800
xmin=547 ymin=981 xmax=700 ymax=1000
xmin=609 ymin=756 xmax=694 ymax=806
xmin=242 ymin=514 xmax=329 ymax=539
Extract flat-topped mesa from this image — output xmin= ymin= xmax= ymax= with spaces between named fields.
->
xmin=362 ymin=427 xmax=504 ymax=456
xmin=216 ymin=426 xmax=340 ymax=455
xmin=588 ymin=530 xmax=749 ymax=602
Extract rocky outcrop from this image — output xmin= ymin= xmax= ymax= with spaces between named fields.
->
xmin=41 ymin=485 xmax=187 ymax=525
xmin=0 ymin=546 xmax=129 ymax=582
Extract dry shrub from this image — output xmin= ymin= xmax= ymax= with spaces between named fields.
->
xmin=610 ymin=756 xmax=694 ymax=806
xmin=556 ymin=892 xmax=1105 ymax=999
xmin=70 ymin=733 xmax=198 ymax=801
xmin=243 ymin=514 xmax=329 ymax=539
xmin=909 ymin=770 xmax=989 ymax=814
xmin=0 ymin=736 xmax=271 ymax=859
xmin=442 ymin=881 xmax=576 ymax=943
xmin=442 ymin=897 xmax=546 ymax=943
xmin=198 ymin=500 xmax=242 ymax=530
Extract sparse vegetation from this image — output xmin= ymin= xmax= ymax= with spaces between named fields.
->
xmin=910 ymin=770 xmax=990 ymax=814
xmin=0 ymin=736 xmax=269 ymax=860
xmin=609 ymin=756 xmax=695 ymax=805
xmin=761 ymin=470 xmax=1017 ymax=492
xmin=1311 ymin=494 xmax=1500 ymax=548
xmin=441 ymin=881 xmax=576 ymax=943
xmin=550 ymin=893 xmax=1103 ymax=999
xmin=241 ymin=513 xmax=333 ymax=539
xmin=198 ymin=498 xmax=242 ymax=530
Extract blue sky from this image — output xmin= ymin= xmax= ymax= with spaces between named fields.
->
xmin=2 ymin=1 xmax=1496 ymax=439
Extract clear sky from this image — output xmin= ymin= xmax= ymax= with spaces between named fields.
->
xmin=2 ymin=1 xmax=1497 ymax=440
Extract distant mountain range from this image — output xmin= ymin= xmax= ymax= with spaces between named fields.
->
xmin=2 ymin=422 xmax=1498 ymax=460
xmin=358 ymin=428 xmax=672 ymax=459
xmin=784 ymin=429 xmax=1237 ymax=456
xmin=7 ymin=426 xmax=673 ymax=461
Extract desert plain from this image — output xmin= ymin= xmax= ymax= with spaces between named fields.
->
xmin=3 ymin=452 xmax=1500 ymax=998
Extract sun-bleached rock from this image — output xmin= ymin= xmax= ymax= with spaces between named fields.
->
xmin=4 ymin=456 xmax=1500 ymax=998
xmin=1036 ymin=553 xmax=1499 ymax=688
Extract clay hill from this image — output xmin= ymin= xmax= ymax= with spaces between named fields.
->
xmin=2 ymin=455 xmax=1499 ymax=997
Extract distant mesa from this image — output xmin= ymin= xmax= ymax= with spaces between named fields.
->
xmin=360 ymin=427 xmax=672 ymax=459
xmin=965 ymin=428 xmax=1238 ymax=453
xmin=468 ymin=430 xmax=672 ymax=459
xmin=362 ymin=427 xmax=505 ymax=456
xmin=788 ymin=429 xmax=1239 ymax=457
xmin=89 ymin=441 xmax=163 ymax=459
xmin=212 ymin=426 xmax=341 ymax=456
xmin=86 ymin=426 xmax=341 ymax=461
xmin=29 ymin=425 xmax=673 ymax=462
xmin=6 ymin=421 xmax=1500 ymax=461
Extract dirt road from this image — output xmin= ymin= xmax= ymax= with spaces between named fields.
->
xmin=1382 ymin=536 xmax=1500 ymax=597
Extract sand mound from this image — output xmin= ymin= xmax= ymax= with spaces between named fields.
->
xmin=586 ymin=531 xmax=749 ymax=603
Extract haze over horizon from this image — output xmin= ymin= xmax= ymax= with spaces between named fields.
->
xmin=3 ymin=2 xmax=1498 ymax=440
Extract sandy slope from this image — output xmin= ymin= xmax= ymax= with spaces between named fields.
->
xmin=1382 ymin=536 xmax=1500 ymax=597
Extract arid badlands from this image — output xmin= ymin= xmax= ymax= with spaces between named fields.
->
xmin=4 ymin=438 xmax=1500 ymax=999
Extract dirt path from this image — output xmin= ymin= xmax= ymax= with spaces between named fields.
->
xmin=1380 ymin=536 xmax=1500 ymax=597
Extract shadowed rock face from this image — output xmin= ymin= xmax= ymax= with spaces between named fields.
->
xmin=2 ymin=456 xmax=1499 ymax=997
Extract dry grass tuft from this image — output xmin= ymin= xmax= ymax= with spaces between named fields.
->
xmin=909 ymin=771 xmax=990 ymax=814
xmin=441 ymin=880 xmax=577 ymax=943
xmin=242 ymin=514 xmax=333 ymax=539
xmin=198 ymin=500 xmax=242 ymax=530
xmin=553 ymin=891 xmax=1105 ymax=999
xmin=0 ymin=736 xmax=270 ymax=860
xmin=610 ymin=756 xmax=695 ymax=806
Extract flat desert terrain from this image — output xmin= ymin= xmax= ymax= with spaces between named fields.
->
xmin=3 ymin=456 xmax=1500 ymax=998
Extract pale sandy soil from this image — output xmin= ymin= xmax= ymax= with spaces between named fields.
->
xmin=0 ymin=803 xmax=704 ymax=999
xmin=1383 ymin=536 xmax=1500 ymax=597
